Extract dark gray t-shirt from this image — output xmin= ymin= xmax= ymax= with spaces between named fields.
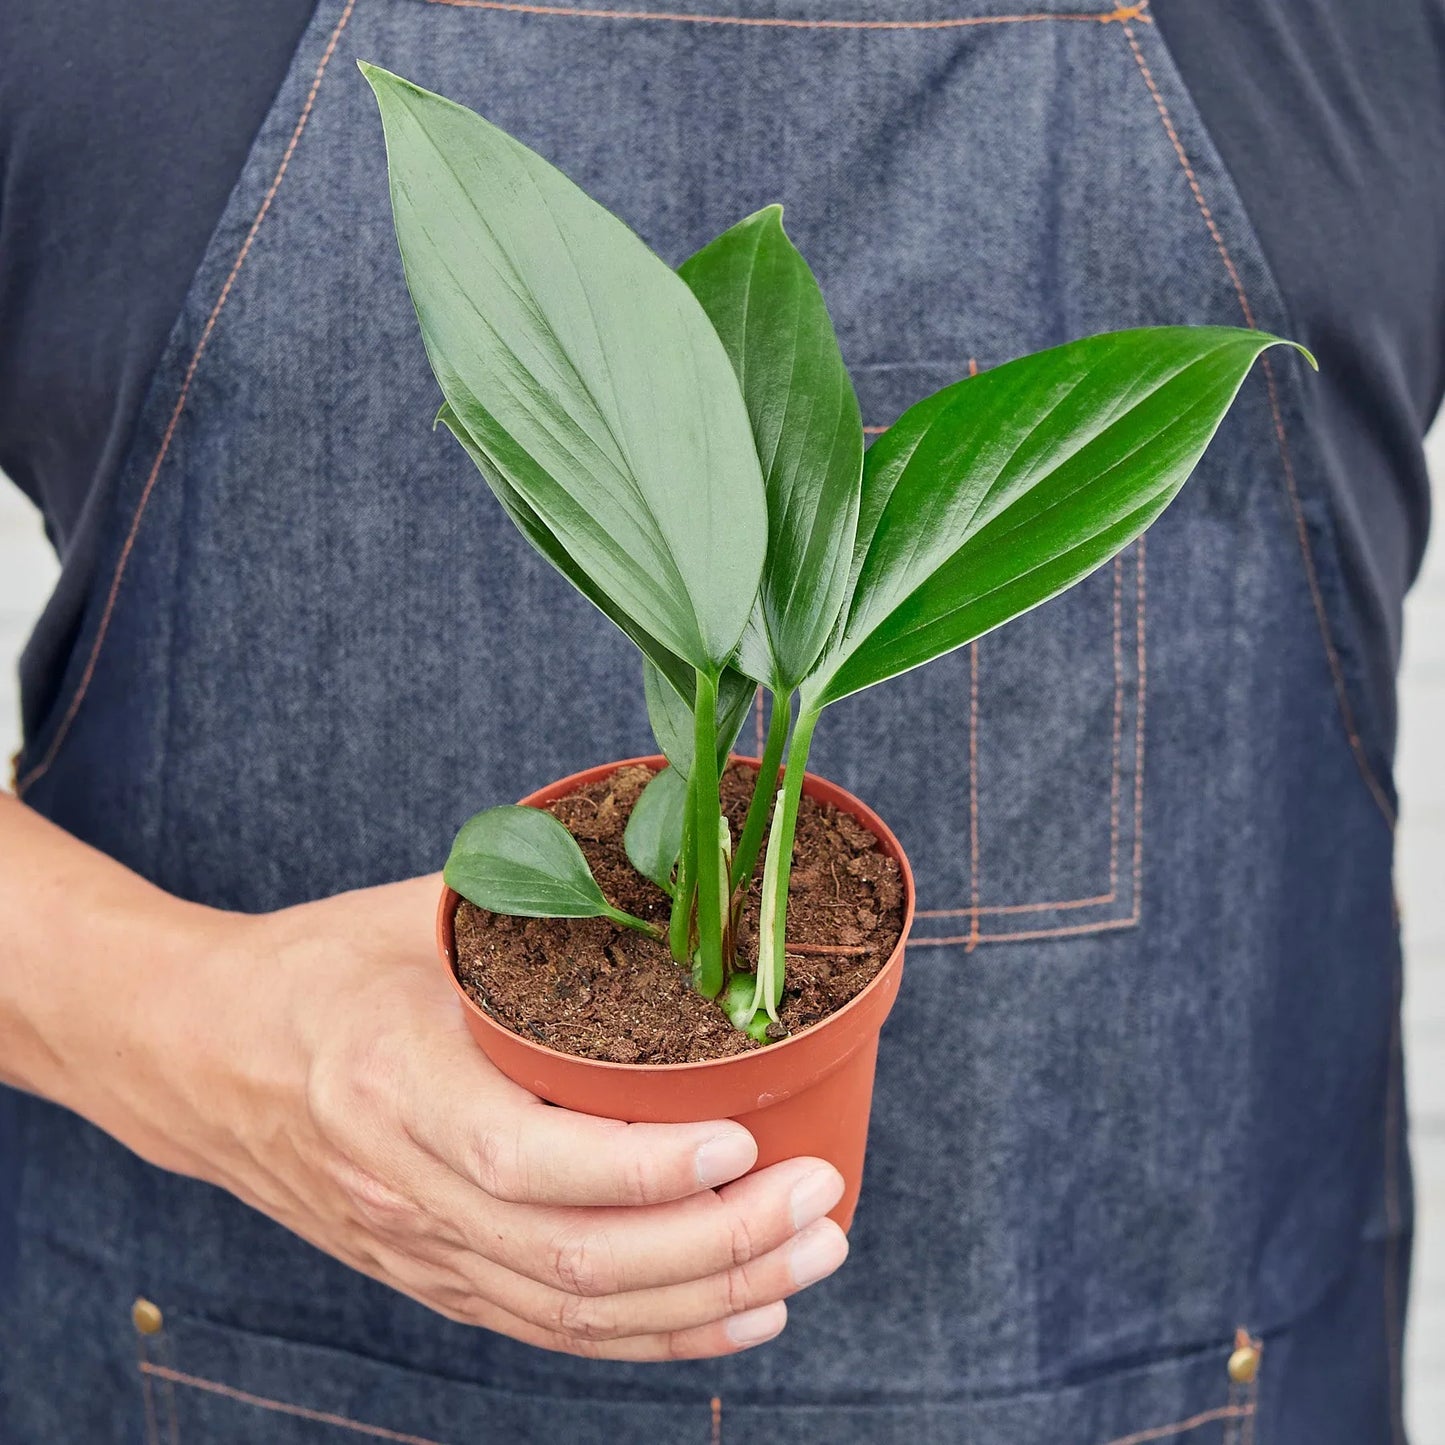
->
xmin=0 ymin=0 xmax=1440 ymax=748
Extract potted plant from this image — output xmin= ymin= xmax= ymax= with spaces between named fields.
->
xmin=363 ymin=65 xmax=1307 ymax=1228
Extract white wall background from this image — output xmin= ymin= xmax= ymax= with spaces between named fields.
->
xmin=1 ymin=445 xmax=1442 ymax=1433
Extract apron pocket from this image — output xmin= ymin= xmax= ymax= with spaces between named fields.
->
xmin=136 ymin=1310 xmax=1263 ymax=1445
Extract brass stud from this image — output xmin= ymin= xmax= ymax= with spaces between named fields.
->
xmin=1227 ymin=1342 xmax=1260 ymax=1385
xmin=131 ymin=1298 xmax=164 ymax=1336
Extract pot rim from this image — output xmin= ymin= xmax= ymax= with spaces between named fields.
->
xmin=437 ymin=753 xmax=915 ymax=1077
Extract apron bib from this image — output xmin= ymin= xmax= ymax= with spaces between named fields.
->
xmin=2 ymin=2 xmax=1407 ymax=1440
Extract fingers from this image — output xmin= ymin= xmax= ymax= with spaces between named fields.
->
xmin=342 ymin=1194 xmax=830 ymax=1362
xmin=437 ymin=1152 xmax=846 ymax=1295
xmin=406 ymin=1039 xmax=760 ymax=1208
xmin=447 ymin=1292 xmax=791 ymax=1362
xmin=459 ymin=1215 xmax=848 ymax=1344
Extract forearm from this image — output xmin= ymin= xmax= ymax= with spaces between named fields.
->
xmin=0 ymin=791 xmax=224 ymax=1141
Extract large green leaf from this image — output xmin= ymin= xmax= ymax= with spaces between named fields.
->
xmin=364 ymin=64 xmax=767 ymax=673
xmin=643 ymin=658 xmax=755 ymax=775
xmin=804 ymin=327 xmax=1312 ymax=708
xmin=680 ymin=207 xmax=863 ymax=689
xmin=445 ymin=806 xmax=615 ymax=918
xmin=623 ymin=765 xmax=688 ymax=892
xmin=438 ymin=403 xmax=694 ymax=702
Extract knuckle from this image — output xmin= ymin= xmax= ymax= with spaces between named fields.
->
xmin=618 ymin=1142 xmax=670 ymax=1204
xmin=720 ymin=1261 xmax=753 ymax=1317
xmin=547 ymin=1226 xmax=621 ymax=1299
xmin=723 ymin=1208 xmax=761 ymax=1270
xmin=552 ymin=1289 xmax=618 ymax=1343
xmin=306 ymin=1033 xmax=406 ymax=1142
xmin=337 ymin=1161 xmax=419 ymax=1235
xmin=663 ymin=1328 xmax=698 ymax=1362
xmin=469 ymin=1125 xmax=525 ymax=1201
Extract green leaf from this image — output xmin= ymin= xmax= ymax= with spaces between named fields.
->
xmin=445 ymin=806 xmax=615 ymax=918
xmin=643 ymin=659 xmax=755 ymax=776
xmin=680 ymin=207 xmax=863 ymax=689
xmin=805 ymin=327 xmax=1311 ymax=708
xmin=624 ymin=765 xmax=689 ymax=892
xmin=439 ymin=404 xmax=694 ymax=702
xmin=363 ymin=64 xmax=767 ymax=673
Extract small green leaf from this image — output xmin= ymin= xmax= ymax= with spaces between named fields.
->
xmin=643 ymin=659 xmax=754 ymax=776
xmin=624 ymin=766 xmax=689 ymax=892
xmin=681 ymin=207 xmax=863 ymax=690
xmin=364 ymin=63 xmax=767 ymax=673
xmin=805 ymin=327 xmax=1307 ymax=707
xmin=445 ymin=805 xmax=615 ymax=919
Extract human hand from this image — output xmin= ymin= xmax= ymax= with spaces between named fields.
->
xmin=124 ymin=875 xmax=848 ymax=1359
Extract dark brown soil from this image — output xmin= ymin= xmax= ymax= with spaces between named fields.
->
xmin=452 ymin=762 xmax=905 ymax=1064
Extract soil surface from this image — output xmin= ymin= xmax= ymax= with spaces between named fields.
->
xmin=452 ymin=762 xmax=906 ymax=1064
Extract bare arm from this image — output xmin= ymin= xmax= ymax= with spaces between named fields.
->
xmin=0 ymin=791 xmax=847 ymax=1357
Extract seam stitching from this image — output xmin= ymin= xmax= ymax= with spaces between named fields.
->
xmin=914 ymin=537 xmax=1144 ymax=942
xmin=1119 ymin=18 xmax=1395 ymax=830
xmin=918 ymin=548 xmax=1130 ymax=920
xmin=13 ymin=0 xmax=358 ymax=798
xmin=137 ymin=1363 xmax=452 ymax=1445
xmin=423 ymin=0 xmax=1152 ymax=31
xmin=1096 ymin=1402 xmax=1253 ymax=1445
xmin=711 ymin=1394 xmax=723 ymax=1445
xmin=138 ymin=1339 xmax=160 ymax=1445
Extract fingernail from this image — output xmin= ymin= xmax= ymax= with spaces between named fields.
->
xmin=789 ymin=1220 xmax=849 ymax=1288
xmin=695 ymin=1131 xmax=757 ymax=1189
xmin=726 ymin=1302 xmax=787 ymax=1346
xmin=789 ymin=1166 xmax=845 ymax=1230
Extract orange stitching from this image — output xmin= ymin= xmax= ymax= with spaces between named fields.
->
xmin=911 ymin=913 xmax=1138 ymax=945
xmin=148 ymin=1327 xmax=183 ymax=1445
xmin=1259 ymin=354 xmax=1397 ymax=826
xmin=138 ymin=1340 xmax=160 ymax=1445
xmin=1119 ymin=25 xmax=1252 ymax=327
xmin=862 ymin=424 xmax=888 ymax=435
xmin=711 ymin=1394 xmax=723 ymax=1445
xmin=918 ymin=543 xmax=1137 ymax=922
xmin=1096 ymin=1404 xmax=1253 ymax=1445
xmin=137 ymin=1363 xmax=451 ymax=1445
xmin=917 ymin=892 xmax=1114 ymax=918
xmin=753 ymin=684 xmax=765 ymax=755
xmin=1120 ymin=20 xmax=1394 ymax=830
xmin=13 ymin=0 xmax=358 ymax=799
xmin=965 ymin=639 xmax=981 ymax=951
xmin=424 ymin=0 xmax=1151 ymax=32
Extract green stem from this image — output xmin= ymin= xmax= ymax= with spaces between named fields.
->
xmin=757 ymin=704 xmax=820 ymax=1021
xmin=668 ymin=770 xmax=698 ymax=965
xmin=730 ymin=690 xmax=793 ymax=896
xmin=603 ymin=906 xmax=665 ymax=942
xmin=691 ymin=671 xmax=726 ymax=999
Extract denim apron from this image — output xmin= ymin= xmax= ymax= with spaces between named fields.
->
xmin=0 ymin=1 xmax=1409 ymax=1440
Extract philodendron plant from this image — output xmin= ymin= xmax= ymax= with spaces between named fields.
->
xmin=364 ymin=65 xmax=1310 ymax=1044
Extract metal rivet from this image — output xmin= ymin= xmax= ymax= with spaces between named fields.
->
xmin=1227 ymin=1343 xmax=1260 ymax=1385
xmin=131 ymin=1298 xmax=164 ymax=1336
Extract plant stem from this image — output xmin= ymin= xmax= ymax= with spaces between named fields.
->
xmin=668 ymin=770 xmax=697 ymax=965
xmin=730 ymin=689 xmax=792 ymax=896
xmin=602 ymin=906 xmax=665 ymax=942
xmin=757 ymin=703 xmax=820 ymax=1021
xmin=691 ymin=670 xmax=726 ymax=999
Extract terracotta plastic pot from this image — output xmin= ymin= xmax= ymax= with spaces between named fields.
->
xmin=436 ymin=755 xmax=915 ymax=1230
